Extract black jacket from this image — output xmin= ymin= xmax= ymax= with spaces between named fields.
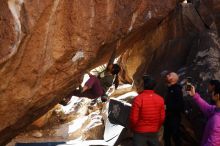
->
xmin=165 ymin=84 xmax=184 ymax=116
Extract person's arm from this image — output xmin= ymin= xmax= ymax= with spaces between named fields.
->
xmin=129 ymin=96 xmax=141 ymax=130
xmin=188 ymin=86 xmax=215 ymax=117
xmin=85 ymin=70 xmax=92 ymax=76
xmin=82 ymin=85 xmax=89 ymax=93
xmin=159 ymin=100 xmax=165 ymax=127
xmin=106 ymin=86 xmax=115 ymax=94
xmin=83 ymin=75 xmax=96 ymax=92
xmin=193 ymin=93 xmax=215 ymax=117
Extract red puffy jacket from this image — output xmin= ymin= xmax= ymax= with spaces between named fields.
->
xmin=130 ymin=90 xmax=165 ymax=133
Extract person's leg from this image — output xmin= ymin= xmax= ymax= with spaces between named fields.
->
xmin=59 ymin=89 xmax=80 ymax=106
xmin=133 ymin=133 xmax=147 ymax=146
xmin=163 ymin=117 xmax=172 ymax=146
xmin=171 ymin=116 xmax=182 ymax=146
xmin=72 ymin=89 xmax=97 ymax=98
xmin=146 ymin=133 xmax=160 ymax=146
xmin=59 ymin=89 xmax=97 ymax=106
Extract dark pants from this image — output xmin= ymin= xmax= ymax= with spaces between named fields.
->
xmin=71 ymin=89 xmax=108 ymax=102
xmin=59 ymin=89 xmax=99 ymax=106
xmin=133 ymin=132 xmax=160 ymax=146
xmin=70 ymin=89 xmax=99 ymax=99
xmin=59 ymin=89 xmax=108 ymax=105
xmin=163 ymin=115 xmax=182 ymax=146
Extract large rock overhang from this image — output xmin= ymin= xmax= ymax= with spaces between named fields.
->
xmin=0 ymin=0 xmax=177 ymax=145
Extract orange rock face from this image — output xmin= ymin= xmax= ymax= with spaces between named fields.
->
xmin=0 ymin=0 xmax=177 ymax=145
xmin=1 ymin=0 xmax=220 ymax=145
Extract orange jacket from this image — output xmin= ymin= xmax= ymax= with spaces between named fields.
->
xmin=130 ymin=90 xmax=165 ymax=133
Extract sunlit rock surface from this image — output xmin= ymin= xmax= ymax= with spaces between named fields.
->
xmin=1 ymin=0 xmax=220 ymax=145
xmin=7 ymin=88 xmax=137 ymax=146
xmin=0 ymin=0 xmax=177 ymax=145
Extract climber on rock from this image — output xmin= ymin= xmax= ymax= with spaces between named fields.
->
xmin=59 ymin=63 xmax=121 ymax=106
xmin=59 ymin=44 xmax=121 ymax=106
xmin=81 ymin=63 xmax=120 ymax=98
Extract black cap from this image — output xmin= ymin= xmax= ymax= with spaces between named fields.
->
xmin=142 ymin=74 xmax=156 ymax=90
xmin=160 ymin=70 xmax=171 ymax=78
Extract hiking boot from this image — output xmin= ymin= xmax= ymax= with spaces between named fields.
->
xmin=101 ymin=95 xmax=108 ymax=102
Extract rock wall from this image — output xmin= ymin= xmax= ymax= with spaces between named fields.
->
xmin=119 ymin=1 xmax=220 ymax=144
xmin=198 ymin=0 xmax=220 ymax=35
xmin=0 ymin=0 xmax=177 ymax=145
xmin=119 ymin=1 xmax=220 ymax=90
xmin=1 ymin=0 xmax=220 ymax=145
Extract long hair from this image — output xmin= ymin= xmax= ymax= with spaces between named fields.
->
xmin=209 ymin=80 xmax=220 ymax=87
xmin=213 ymin=80 xmax=220 ymax=96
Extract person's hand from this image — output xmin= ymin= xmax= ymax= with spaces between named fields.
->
xmin=187 ymin=85 xmax=196 ymax=96
xmin=82 ymin=85 xmax=89 ymax=93
xmin=108 ymin=87 xmax=115 ymax=93
xmin=85 ymin=70 xmax=92 ymax=76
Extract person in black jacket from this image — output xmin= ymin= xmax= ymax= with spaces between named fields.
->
xmin=163 ymin=72 xmax=184 ymax=146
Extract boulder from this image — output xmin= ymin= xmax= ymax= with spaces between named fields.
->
xmin=0 ymin=0 xmax=177 ymax=145
xmin=118 ymin=2 xmax=220 ymax=145
xmin=1 ymin=0 xmax=220 ymax=145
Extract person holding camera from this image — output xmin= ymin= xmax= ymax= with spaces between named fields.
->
xmin=187 ymin=81 xmax=220 ymax=146
xmin=163 ymin=72 xmax=184 ymax=146
xmin=130 ymin=75 xmax=165 ymax=146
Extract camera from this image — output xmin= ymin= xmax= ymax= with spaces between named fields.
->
xmin=185 ymin=83 xmax=192 ymax=91
xmin=184 ymin=77 xmax=193 ymax=91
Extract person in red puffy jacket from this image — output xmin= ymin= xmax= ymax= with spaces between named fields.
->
xmin=130 ymin=75 xmax=165 ymax=146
